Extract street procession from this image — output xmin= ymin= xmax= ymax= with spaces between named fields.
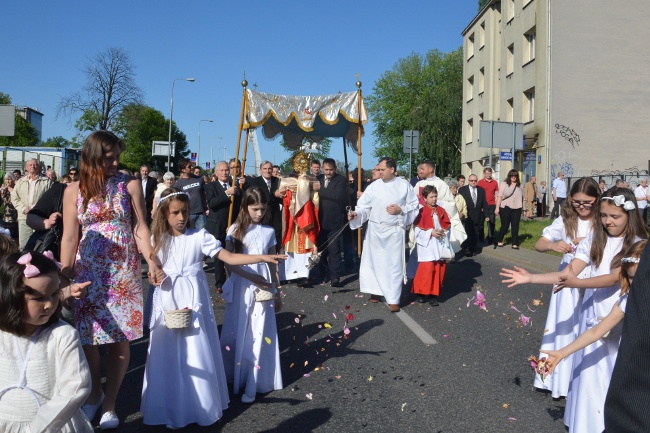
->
xmin=1 ymin=1 xmax=650 ymax=432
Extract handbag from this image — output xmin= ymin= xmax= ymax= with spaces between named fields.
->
xmin=25 ymin=186 xmax=64 ymax=257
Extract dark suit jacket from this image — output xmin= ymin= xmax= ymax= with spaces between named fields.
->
xmin=142 ymin=176 xmax=157 ymax=224
xmin=458 ymin=185 xmax=487 ymax=224
xmin=318 ymin=173 xmax=350 ymax=231
xmin=604 ymin=241 xmax=650 ymax=432
xmin=205 ymin=179 xmax=241 ymax=242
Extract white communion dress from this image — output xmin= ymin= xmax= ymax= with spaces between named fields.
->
xmin=141 ymin=229 xmax=229 ymax=429
xmin=0 ymin=321 xmax=92 ymax=433
xmin=535 ymin=217 xmax=592 ymax=397
xmin=220 ymin=223 xmax=283 ymax=397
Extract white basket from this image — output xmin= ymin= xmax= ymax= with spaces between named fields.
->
xmin=163 ymin=308 xmax=192 ymax=329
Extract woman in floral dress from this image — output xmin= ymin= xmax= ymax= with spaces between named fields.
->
xmin=60 ymin=130 xmax=162 ymax=429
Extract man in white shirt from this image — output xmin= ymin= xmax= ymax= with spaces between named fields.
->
xmin=140 ymin=165 xmax=157 ymax=226
xmin=550 ymin=171 xmax=567 ymax=219
xmin=635 ymin=178 xmax=649 ymax=224
xmin=348 ymin=158 xmax=419 ymax=312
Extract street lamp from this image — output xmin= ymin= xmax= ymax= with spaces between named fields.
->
xmin=167 ymin=77 xmax=195 ymax=170
xmin=198 ymin=119 xmax=213 ymax=168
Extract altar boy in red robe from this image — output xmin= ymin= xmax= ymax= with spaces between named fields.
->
xmin=412 ymin=185 xmax=451 ymax=306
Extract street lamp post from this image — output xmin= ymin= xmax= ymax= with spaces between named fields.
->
xmin=167 ymin=77 xmax=195 ymax=170
xmin=198 ymin=119 xmax=213 ymax=169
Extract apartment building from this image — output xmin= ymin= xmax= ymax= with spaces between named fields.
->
xmin=461 ymin=0 xmax=650 ymax=184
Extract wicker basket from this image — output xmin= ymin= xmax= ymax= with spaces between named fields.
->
xmin=163 ymin=308 xmax=192 ymax=329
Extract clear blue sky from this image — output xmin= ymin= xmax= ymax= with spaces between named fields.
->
xmin=1 ymin=1 xmax=478 ymax=173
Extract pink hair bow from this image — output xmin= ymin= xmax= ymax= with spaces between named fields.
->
xmin=17 ymin=253 xmax=40 ymax=278
xmin=42 ymin=251 xmax=62 ymax=269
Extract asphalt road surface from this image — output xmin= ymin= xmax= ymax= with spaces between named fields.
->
xmin=100 ymin=251 xmax=567 ymax=433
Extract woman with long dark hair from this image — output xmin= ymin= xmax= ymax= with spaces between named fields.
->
xmin=60 ymin=130 xmax=162 ymax=429
xmin=495 ymin=169 xmax=525 ymax=249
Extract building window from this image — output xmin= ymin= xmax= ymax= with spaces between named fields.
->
xmin=479 ymin=22 xmax=486 ymax=48
xmin=506 ymin=44 xmax=514 ymax=76
xmin=466 ymin=119 xmax=473 ymax=144
xmin=479 ymin=68 xmax=485 ymax=95
xmin=524 ymin=27 xmax=536 ymax=64
xmin=523 ymin=88 xmax=535 ymax=122
xmin=467 ymin=76 xmax=474 ymax=101
xmin=508 ymin=0 xmax=515 ymax=22
xmin=467 ymin=33 xmax=475 ymax=60
xmin=506 ymin=98 xmax=514 ymax=122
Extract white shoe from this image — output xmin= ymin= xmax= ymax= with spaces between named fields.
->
xmin=99 ymin=411 xmax=119 ymax=430
xmin=241 ymin=393 xmax=256 ymax=403
xmin=81 ymin=392 xmax=104 ymax=421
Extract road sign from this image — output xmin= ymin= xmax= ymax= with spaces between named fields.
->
xmin=152 ymin=141 xmax=175 ymax=157
xmin=479 ymin=121 xmax=524 ymax=149
xmin=403 ymin=130 xmax=419 ymax=154
xmin=205 ymin=162 xmax=211 ymax=169
xmin=500 ymin=151 xmax=513 ymax=161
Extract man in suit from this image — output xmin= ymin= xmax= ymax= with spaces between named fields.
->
xmin=140 ymin=165 xmax=157 ymax=226
xmin=458 ymin=174 xmax=489 ymax=257
xmin=316 ymin=159 xmax=350 ymax=287
xmin=250 ymin=160 xmax=283 ymax=248
xmin=205 ymin=161 xmax=242 ymax=291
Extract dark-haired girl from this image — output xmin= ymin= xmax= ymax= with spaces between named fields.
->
xmin=495 ymin=169 xmax=525 ymax=248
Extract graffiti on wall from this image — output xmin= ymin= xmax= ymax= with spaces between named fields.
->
xmin=555 ymin=124 xmax=581 ymax=149
xmin=590 ymin=167 xmax=649 ymax=189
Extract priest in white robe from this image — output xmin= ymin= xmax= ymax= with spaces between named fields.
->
xmin=349 ymin=158 xmax=419 ymax=312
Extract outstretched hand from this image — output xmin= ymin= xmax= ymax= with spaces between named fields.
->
xmin=542 ymin=350 xmax=564 ymax=375
xmin=263 ymin=254 xmax=287 ymax=264
xmin=500 ymin=266 xmax=531 ymax=288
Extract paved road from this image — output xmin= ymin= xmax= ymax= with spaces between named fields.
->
xmin=106 ymin=247 xmax=567 ymax=432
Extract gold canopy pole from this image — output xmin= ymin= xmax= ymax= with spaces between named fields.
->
xmin=356 ymin=80 xmax=363 ymax=257
xmin=229 ymin=78 xmax=248 ymax=226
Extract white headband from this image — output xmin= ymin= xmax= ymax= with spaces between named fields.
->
xmin=601 ymin=195 xmax=636 ymax=211
xmin=621 ymin=257 xmax=640 ymax=264
xmin=158 ymin=191 xmax=190 ymax=204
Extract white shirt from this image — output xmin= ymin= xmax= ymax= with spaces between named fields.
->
xmin=634 ymin=185 xmax=648 ymax=209
xmin=552 ymin=177 xmax=567 ymax=199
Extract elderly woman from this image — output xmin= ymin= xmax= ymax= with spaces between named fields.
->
xmin=0 ymin=173 xmax=18 ymax=240
xmin=448 ymin=179 xmax=467 ymax=220
xmin=151 ymin=171 xmax=175 ymax=217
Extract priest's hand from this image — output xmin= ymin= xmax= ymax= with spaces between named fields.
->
xmin=386 ymin=204 xmax=403 ymax=215
xmin=348 ymin=211 xmax=358 ymax=221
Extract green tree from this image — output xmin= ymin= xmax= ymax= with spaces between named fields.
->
xmin=57 ymin=47 xmax=143 ymax=132
xmin=41 ymin=136 xmax=71 ymax=148
xmin=366 ymin=48 xmax=463 ymax=178
xmin=478 ymin=0 xmax=490 ymax=10
xmin=278 ymin=137 xmax=332 ymax=174
xmin=0 ymin=92 xmax=40 ymax=147
xmin=113 ymin=103 xmax=189 ymax=172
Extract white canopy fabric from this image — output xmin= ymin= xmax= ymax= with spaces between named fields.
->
xmin=243 ymin=89 xmax=367 ymax=152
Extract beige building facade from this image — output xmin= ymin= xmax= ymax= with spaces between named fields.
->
xmin=461 ymin=0 xmax=650 ymax=186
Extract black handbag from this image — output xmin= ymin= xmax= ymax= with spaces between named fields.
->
xmin=24 ymin=186 xmax=64 ymax=258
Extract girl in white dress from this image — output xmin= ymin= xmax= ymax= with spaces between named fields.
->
xmin=502 ymin=188 xmax=648 ymax=433
xmin=221 ymin=187 xmax=283 ymax=403
xmin=141 ymin=189 xmax=285 ymax=430
xmin=0 ymin=250 xmax=93 ymax=433
xmin=533 ymin=177 xmax=600 ymax=397
xmin=542 ymin=240 xmax=645 ymax=381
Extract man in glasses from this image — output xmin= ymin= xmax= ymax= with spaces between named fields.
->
xmin=550 ymin=171 xmax=567 ymax=219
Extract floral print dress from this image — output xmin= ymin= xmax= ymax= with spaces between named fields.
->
xmin=74 ymin=172 xmax=143 ymax=345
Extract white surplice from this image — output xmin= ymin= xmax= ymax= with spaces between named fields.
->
xmin=350 ymin=177 xmax=419 ymax=304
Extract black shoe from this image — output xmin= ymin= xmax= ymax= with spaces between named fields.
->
xmin=429 ymin=296 xmax=440 ymax=307
xmin=416 ymin=295 xmax=427 ymax=304
xmin=330 ymin=279 xmax=343 ymax=288
xmin=466 ymin=251 xmax=474 ymax=257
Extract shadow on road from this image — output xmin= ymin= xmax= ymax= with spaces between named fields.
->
xmin=257 ymin=408 xmax=332 ymax=433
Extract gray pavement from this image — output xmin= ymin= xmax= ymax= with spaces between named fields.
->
xmin=104 ymin=245 xmax=566 ymax=432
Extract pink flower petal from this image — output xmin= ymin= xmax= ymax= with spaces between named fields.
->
xmin=225 ymin=346 xmax=230 ymax=351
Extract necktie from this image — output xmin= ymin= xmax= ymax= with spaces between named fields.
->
xmin=325 ymin=178 xmax=330 ymax=188
xmin=222 ymin=182 xmax=228 ymax=190
xmin=471 ymin=187 xmax=477 ymax=206
xmin=267 ymin=180 xmax=271 ymax=192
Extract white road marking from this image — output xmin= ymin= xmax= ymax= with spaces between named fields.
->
xmin=388 ymin=304 xmax=438 ymax=345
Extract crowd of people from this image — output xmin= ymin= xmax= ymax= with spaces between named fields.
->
xmin=0 ymin=134 xmax=649 ymax=432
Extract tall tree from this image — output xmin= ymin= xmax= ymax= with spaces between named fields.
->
xmin=41 ymin=136 xmax=70 ymax=149
xmin=57 ymin=47 xmax=143 ymax=131
xmin=366 ymin=48 xmax=463 ymax=178
xmin=113 ymin=103 xmax=189 ymax=172
xmin=0 ymin=92 xmax=40 ymax=148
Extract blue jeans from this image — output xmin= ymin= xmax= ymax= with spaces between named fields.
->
xmin=191 ymin=213 xmax=206 ymax=230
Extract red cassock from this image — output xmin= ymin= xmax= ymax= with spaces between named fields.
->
xmin=412 ymin=205 xmax=450 ymax=297
xmin=281 ymin=189 xmax=320 ymax=252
